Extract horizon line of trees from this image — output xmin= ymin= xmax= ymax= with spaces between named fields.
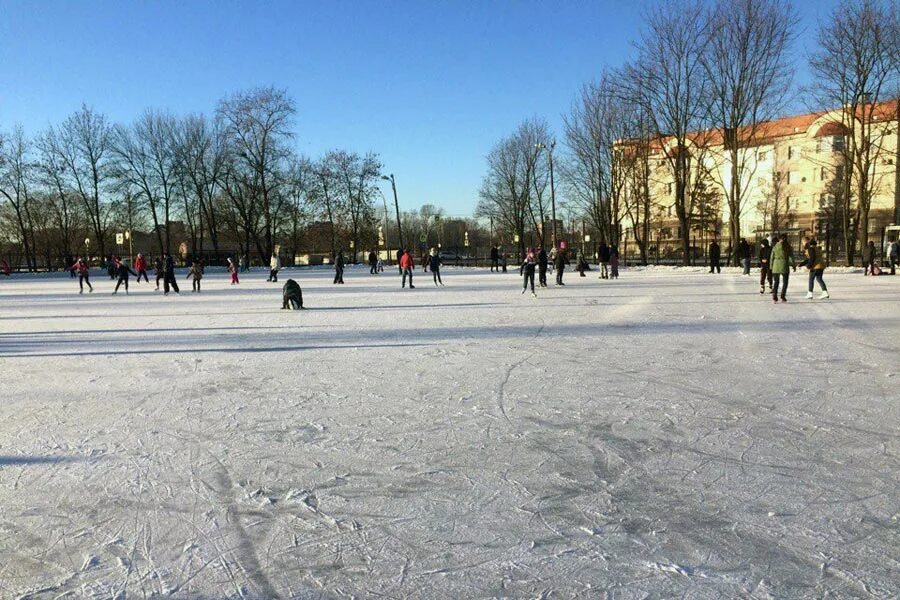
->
xmin=478 ymin=0 xmax=900 ymax=266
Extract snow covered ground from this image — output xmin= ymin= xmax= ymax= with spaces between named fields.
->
xmin=1 ymin=265 xmax=898 ymax=599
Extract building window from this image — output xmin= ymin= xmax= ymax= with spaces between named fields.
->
xmin=788 ymin=146 xmax=795 ymax=159
xmin=820 ymin=166 xmax=826 ymax=181
xmin=667 ymin=183 xmax=673 ymax=195
xmin=835 ymin=165 xmax=845 ymax=182
xmin=787 ymin=171 xmax=801 ymax=185
xmin=786 ymin=195 xmax=792 ymax=210
xmin=832 ymin=135 xmax=845 ymax=152
xmin=758 ymin=150 xmax=769 ymax=161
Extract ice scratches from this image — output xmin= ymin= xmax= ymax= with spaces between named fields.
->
xmin=648 ymin=561 xmax=707 ymax=578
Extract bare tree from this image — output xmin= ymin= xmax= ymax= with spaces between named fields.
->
xmin=35 ymin=127 xmax=82 ymax=261
xmin=331 ymin=150 xmax=382 ymax=262
xmin=0 ymin=127 xmax=38 ymax=270
xmin=809 ymin=0 xmax=900 ymax=263
xmin=703 ymin=0 xmax=798 ymax=265
xmin=55 ymin=105 xmax=114 ymax=259
xmin=217 ymin=87 xmax=296 ymax=256
xmin=623 ymin=1 xmax=714 ymax=265
xmin=477 ymin=132 xmax=530 ymax=261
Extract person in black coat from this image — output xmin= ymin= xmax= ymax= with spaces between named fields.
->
xmin=282 ymin=279 xmax=304 ymax=310
xmin=598 ymin=243 xmax=611 ymax=279
xmin=334 ymin=250 xmax=345 ymax=284
xmin=112 ymin=262 xmax=138 ymax=295
xmin=368 ymin=250 xmax=377 ymax=275
xmin=490 ymin=246 xmax=499 ymax=272
xmin=709 ymin=240 xmax=721 ymax=274
xmin=739 ymin=238 xmax=752 ymax=274
xmin=163 ymin=254 xmax=180 ymax=295
xmin=554 ymin=247 xmax=569 ymax=285
xmin=537 ymin=247 xmax=548 ymax=287
xmin=758 ymin=238 xmax=772 ymax=293
xmin=428 ymin=249 xmax=444 ymax=286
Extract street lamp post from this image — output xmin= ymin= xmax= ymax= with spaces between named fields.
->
xmin=535 ymin=142 xmax=557 ymax=248
xmin=381 ymin=174 xmax=404 ymax=250
xmin=125 ymin=229 xmax=133 ymax=263
xmin=376 ymin=188 xmax=391 ymax=260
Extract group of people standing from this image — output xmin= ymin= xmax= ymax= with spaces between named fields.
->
xmin=67 ymin=253 xmax=183 ymax=295
xmin=713 ymin=235 xmax=831 ymax=302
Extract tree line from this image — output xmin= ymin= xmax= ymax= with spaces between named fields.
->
xmin=0 ymin=87 xmax=400 ymax=270
xmin=478 ymin=0 xmax=900 ymax=265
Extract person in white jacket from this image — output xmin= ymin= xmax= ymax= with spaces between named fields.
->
xmin=268 ymin=252 xmax=281 ymax=282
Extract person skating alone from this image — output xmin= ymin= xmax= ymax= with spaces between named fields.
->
xmin=112 ymin=261 xmax=138 ymax=295
xmin=576 ymin=249 xmax=587 ymax=277
xmin=521 ymin=248 xmax=537 ymax=297
xmin=400 ymin=249 xmax=415 ymax=288
xmin=709 ymin=240 xmax=721 ymax=274
xmin=610 ymin=245 xmax=620 ymax=279
xmin=598 ymin=243 xmax=610 ymax=279
xmin=70 ymin=257 xmax=93 ymax=293
xmin=228 ymin=257 xmax=239 ymax=285
xmin=282 ymin=279 xmax=304 ymax=310
xmin=163 ymin=254 xmax=180 ymax=295
xmin=154 ymin=256 xmax=164 ymax=290
xmin=134 ymin=253 xmax=149 ymax=283
xmin=490 ymin=246 xmax=499 ymax=272
xmin=739 ymin=238 xmax=752 ymax=275
xmin=333 ymin=250 xmax=345 ymax=284
xmin=770 ymin=234 xmax=795 ymax=303
xmin=862 ymin=240 xmax=876 ymax=275
xmin=554 ymin=245 xmax=568 ymax=285
xmin=428 ymin=248 xmax=444 ymax=286
xmin=537 ymin=247 xmax=549 ymax=287
xmin=268 ymin=251 xmax=281 ymax=282
xmin=801 ymin=237 xmax=829 ymax=300
xmin=889 ymin=240 xmax=899 ymax=275
xmin=368 ymin=249 xmax=378 ymax=275
xmin=758 ymin=238 xmax=773 ymax=294
xmin=186 ymin=260 xmax=203 ymax=293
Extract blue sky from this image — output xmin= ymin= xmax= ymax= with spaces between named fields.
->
xmin=0 ymin=0 xmax=838 ymax=215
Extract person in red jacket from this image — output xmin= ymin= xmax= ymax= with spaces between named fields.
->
xmin=69 ymin=257 xmax=93 ymax=293
xmin=400 ymin=249 xmax=415 ymax=288
xmin=133 ymin=253 xmax=149 ymax=283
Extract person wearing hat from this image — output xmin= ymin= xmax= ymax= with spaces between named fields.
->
xmin=521 ymin=248 xmax=537 ymax=296
xmin=134 ymin=253 xmax=149 ymax=283
xmin=428 ymin=248 xmax=444 ymax=286
xmin=802 ymin=237 xmax=829 ymax=300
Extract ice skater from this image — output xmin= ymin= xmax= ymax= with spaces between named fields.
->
xmin=709 ymin=239 xmax=721 ymax=274
xmin=801 ymin=237 xmax=829 ymax=300
xmin=333 ymin=250 xmax=345 ymax=284
xmin=521 ymin=248 xmax=537 ymax=296
xmin=282 ymin=279 xmax=304 ymax=309
xmin=428 ymin=248 xmax=444 ymax=286
xmin=609 ymin=245 xmax=619 ymax=279
xmin=154 ymin=256 xmax=164 ymax=290
xmin=490 ymin=246 xmax=499 ymax=272
xmin=134 ymin=253 xmax=149 ymax=283
xmin=862 ymin=240 xmax=876 ymax=275
xmin=554 ymin=246 xmax=568 ymax=285
xmin=112 ymin=261 xmax=138 ymax=294
xmin=739 ymin=238 xmax=752 ymax=275
xmin=70 ymin=257 xmax=93 ymax=293
xmin=538 ymin=247 xmax=548 ymax=287
xmin=163 ymin=253 xmax=180 ymax=295
xmin=228 ymin=257 xmax=239 ymax=284
xmin=368 ymin=249 xmax=378 ymax=275
xmin=268 ymin=251 xmax=281 ymax=282
xmin=186 ymin=260 xmax=203 ymax=293
xmin=400 ymin=249 xmax=415 ymax=288
xmin=770 ymin=234 xmax=795 ymax=303
xmin=758 ymin=238 xmax=772 ymax=294
xmin=598 ymin=243 xmax=610 ymax=279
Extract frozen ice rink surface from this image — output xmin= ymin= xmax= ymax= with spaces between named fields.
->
xmin=1 ymin=266 xmax=898 ymax=599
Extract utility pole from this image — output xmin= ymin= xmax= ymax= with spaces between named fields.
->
xmin=536 ymin=141 xmax=557 ymax=248
xmin=382 ymin=174 xmax=404 ymax=250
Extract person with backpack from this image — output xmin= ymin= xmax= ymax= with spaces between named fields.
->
xmin=769 ymin=234 xmax=795 ymax=303
xmin=758 ymin=238 xmax=773 ymax=294
xmin=801 ymin=237 xmax=829 ymax=300
xmin=70 ymin=257 xmax=93 ymax=293
xmin=134 ymin=253 xmax=149 ymax=283
xmin=521 ymin=248 xmax=537 ymax=297
xmin=186 ymin=260 xmax=203 ymax=293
